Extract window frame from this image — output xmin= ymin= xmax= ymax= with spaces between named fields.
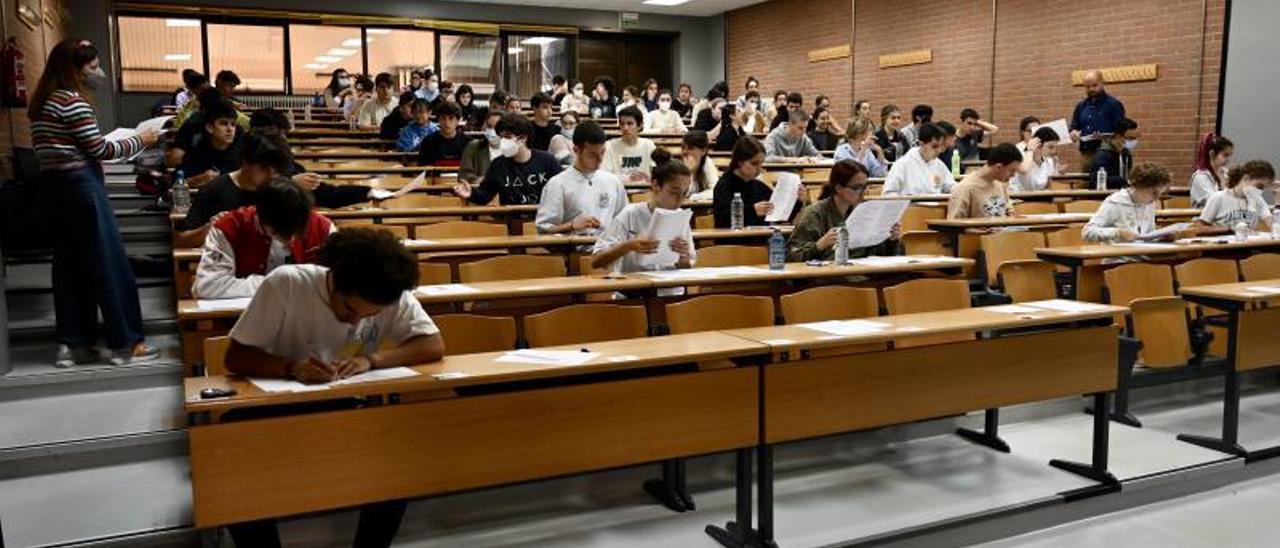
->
xmin=498 ymin=31 xmax=577 ymax=99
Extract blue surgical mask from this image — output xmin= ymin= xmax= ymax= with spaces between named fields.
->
xmin=484 ymin=128 xmax=500 ymax=146
xmin=561 ymin=127 xmax=575 ymax=139
xmin=1124 ymin=139 xmax=1139 ymax=151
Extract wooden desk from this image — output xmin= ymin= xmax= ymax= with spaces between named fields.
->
xmin=290 ymin=138 xmax=397 ymax=148
xmin=185 ymin=332 xmax=766 ymax=528
xmin=707 ymin=302 xmax=1126 ymax=546
xmin=633 ymin=256 xmax=970 ymax=290
xmin=1176 ymin=280 xmax=1280 ymax=460
xmin=868 ymin=190 xmax=1114 ymax=204
xmin=293 ymin=150 xmax=417 ymax=161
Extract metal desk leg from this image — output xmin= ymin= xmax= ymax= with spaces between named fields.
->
xmin=1178 ymin=309 xmax=1248 ymax=457
xmin=706 ymin=448 xmax=761 ymax=547
xmin=1052 ymin=392 xmax=1121 ymax=490
xmin=956 ymin=408 xmax=1011 ymax=453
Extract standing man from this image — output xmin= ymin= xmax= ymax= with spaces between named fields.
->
xmin=1070 ymin=70 xmax=1126 ymax=171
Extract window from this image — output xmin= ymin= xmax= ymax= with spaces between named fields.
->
xmin=440 ymin=34 xmax=500 ymax=96
xmin=289 ymin=24 xmax=362 ymax=95
xmin=364 ymin=28 xmax=435 ymax=90
xmin=504 ymin=34 xmax=572 ymax=99
xmin=207 ymin=23 xmax=285 ymax=92
xmin=117 ymin=16 xmax=204 ymax=92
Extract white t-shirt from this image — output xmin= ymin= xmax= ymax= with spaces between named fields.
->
xmin=1199 ymin=187 xmax=1272 ymax=229
xmin=882 ymin=147 xmax=956 ymax=196
xmin=593 ymin=203 xmax=697 ymax=274
xmin=357 ymin=97 xmax=396 ymax=128
xmin=535 ymin=166 xmax=628 ymax=236
xmin=1189 ymin=169 xmax=1225 ymax=208
xmin=228 ymin=264 xmax=438 ymax=363
xmin=1013 ymin=154 xmax=1058 ymax=192
xmin=644 ymin=110 xmax=687 ymax=134
xmin=603 ymin=137 xmax=657 ymax=181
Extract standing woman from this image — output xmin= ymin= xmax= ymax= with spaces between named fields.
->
xmin=31 ymin=39 xmax=160 ymax=366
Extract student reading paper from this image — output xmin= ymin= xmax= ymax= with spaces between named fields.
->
xmin=947 ymin=143 xmax=1021 ymax=219
xmin=1083 ymin=163 xmax=1175 ymax=243
xmin=712 ymin=137 xmax=805 ymax=228
xmin=592 ymin=149 xmax=697 ymax=276
xmin=1197 ymin=160 xmax=1275 ymax=231
xmin=1012 ymin=126 xmax=1062 ymax=192
xmin=222 ymin=227 xmax=442 ymax=548
xmin=788 ymin=160 xmax=901 ymax=262
xmin=192 ymin=177 xmax=335 ymax=299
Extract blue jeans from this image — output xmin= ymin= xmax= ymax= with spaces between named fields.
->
xmin=44 ymin=165 xmax=144 ymax=350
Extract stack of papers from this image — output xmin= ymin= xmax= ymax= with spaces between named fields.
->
xmin=848 ymin=256 xmax=923 ymax=267
xmin=639 ymin=266 xmax=772 ymax=281
xmin=845 ymin=200 xmax=911 ymax=249
xmin=1023 ymin=299 xmax=1110 ymax=313
xmin=495 ymin=349 xmax=600 ymax=366
xmin=414 ymin=284 xmax=480 ymax=296
xmin=1138 ymin=223 xmax=1191 ymax=242
xmin=985 ymin=304 xmax=1043 ymax=314
xmin=249 ymin=367 xmax=420 ymax=393
xmin=799 ymin=319 xmax=890 ymax=337
xmin=103 ymin=115 xmax=173 ymax=164
xmin=193 ymin=298 xmax=253 ymax=311
xmin=765 ymin=173 xmax=801 ymax=222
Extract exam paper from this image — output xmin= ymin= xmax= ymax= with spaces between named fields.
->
xmin=1024 ymin=299 xmax=1109 ymax=313
xmin=414 ymin=284 xmax=480 ymax=296
xmin=372 ymin=171 xmax=427 ymax=201
xmin=799 ymin=319 xmax=891 ymax=337
xmin=985 ymin=304 xmax=1042 ymax=314
xmin=1138 ymin=222 xmax=1191 ymax=242
xmin=249 ymin=367 xmax=420 ymax=393
xmin=495 ymin=349 xmax=600 ymax=366
xmin=642 ymin=207 xmax=692 ymax=268
xmin=1038 ymin=119 xmax=1073 ymax=145
xmin=845 ymin=199 xmax=910 ymax=249
xmin=401 ymin=239 xmax=439 ymax=246
xmin=1243 ymin=286 xmax=1280 ymax=295
xmin=765 ymin=172 xmax=801 ymax=222
xmin=103 ymin=115 xmax=173 ymax=164
xmin=194 ymin=297 xmax=253 ymax=311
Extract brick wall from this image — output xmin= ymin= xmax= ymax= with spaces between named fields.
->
xmin=727 ymin=0 xmax=1226 ymax=181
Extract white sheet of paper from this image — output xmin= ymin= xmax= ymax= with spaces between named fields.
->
xmin=103 ymin=127 xmax=138 ymax=142
xmin=248 ymin=377 xmax=331 ymax=393
xmin=765 ymin=172 xmax=801 ymax=222
xmin=798 ymin=319 xmax=890 ymax=337
xmin=135 ymin=115 xmax=173 ymax=134
xmin=1022 ymin=213 xmax=1085 ymax=220
xmin=847 ymin=255 xmax=919 ymax=267
xmin=330 ymin=367 xmax=419 ymax=386
xmin=248 ymin=367 xmax=419 ymax=393
xmin=1040 ymin=119 xmax=1073 ymax=145
xmin=1024 ymin=299 xmax=1110 ymax=313
xmin=1244 ymin=286 xmax=1280 ymax=295
xmin=1111 ymin=242 xmax=1180 ymax=248
xmin=642 ymin=207 xmax=692 ymax=268
xmin=1138 ymin=222 xmax=1191 ymax=242
xmin=194 ymin=297 xmax=253 ymax=311
xmin=368 ymin=188 xmax=395 ymax=200
xmin=414 ymin=284 xmax=480 ymax=296
xmin=495 ymin=349 xmax=600 ymax=366
xmin=845 ymin=199 xmax=911 ymax=249
xmin=985 ymin=304 xmax=1042 ymax=314
xmin=401 ymin=239 xmax=439 ymax=246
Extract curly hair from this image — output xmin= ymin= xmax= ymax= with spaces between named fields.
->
xmin=316 ymin=228 xmax=419 ymax=305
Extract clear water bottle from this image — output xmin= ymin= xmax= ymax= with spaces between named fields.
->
xmin=171 ymin=169 xmax=191 ymax=215
xmin=1234 ymin=221 xmax=1249 ymax=242
xmin=834 ymin=226 xmax=850 ymax=265
xmin=1096 ymin=167 xmax=1107 ymax=191
xmin=768 ymin=228 xmax=786 ymax=271
xmin=730 ymin=192 xmax=745 ymax=230
xmin=1272 ymin=209 xmax=1280 ymax=239
xmin=348 ymin=116 xmax=357 ymax=131
xmin=950 ymin=150 xmax=961 ymax=178
xmin=304 ymin=102 xmax=313 ymax=123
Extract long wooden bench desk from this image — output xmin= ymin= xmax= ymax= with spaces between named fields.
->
xmin=184 ymin=332 xmax=767 ymax=528
xmin=706 ymin=301 xmax=1127 ymax=546
xmin=1038 ymin=236 xmax=1280 ymax=298
xmin=1176 ymin=280 xmax=1280 ymax=460
xmin=290 ymin=138 xmax=397 ymax=148
xmin=293 ymin=149 xmax=418 ymax=161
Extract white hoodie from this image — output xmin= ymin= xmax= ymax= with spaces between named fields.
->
xmin=1082 ymin=189 xmax=1157 ymax=243
xmin=882 ymin=146 xmax=956 ymax=196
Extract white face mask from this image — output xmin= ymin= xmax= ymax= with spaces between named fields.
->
xmin=561 ymin=127 xmax=575 ymax=139
xmin=427 ymin=82 xmax=439 ymax=92
xmin=658 ymin=100 xmax=671 ymax=112
xmin=573 ymin=88 xmax=585 ymax=98
xmin=337 ymin=77 xmax=351 ymax=87
xmin=485 ymin=128 xmax=500 ymax=147
xmin=1124 ymin=139 xmax=1139 ymax=151
xmin=83 ymin=66 xmax=106 ymax=87
xmin=499 ymin=137 xmax=520 ymax=157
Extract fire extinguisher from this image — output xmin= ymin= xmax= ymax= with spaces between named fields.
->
xmin=2 ymin=37 xmax=27 ymax=108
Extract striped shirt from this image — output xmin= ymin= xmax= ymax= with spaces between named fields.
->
xmin=32 ymin=89 xmax=143 ymax=172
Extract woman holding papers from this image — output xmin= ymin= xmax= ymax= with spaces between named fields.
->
xmin=1197 ymin=160 xmax=1275 ymax=231
xmin=592 ymin=149 xmax=697 ymax=275
xmin=1083 ymin=163 xmax=1178 ymax=243
xmin=712 ymin=137 xmax=805 ymax=228
xmin=31 ymin=39 xmax=161 ymax=367
xmin=788 ymin=160 xmax=900 ymax=261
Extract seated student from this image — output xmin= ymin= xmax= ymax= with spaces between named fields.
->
xmin=764 ymin=110 xmax=824 ymax=161
xmin=806 ymin=107 xmax=843 ymax=151
xmin=1015 ymin=116 xmax=1041 ymax=152
xmin=528 ymin=92 xmax=561 ymax=151
xmin=640 ymin=79 xmax=661 ymax=112
xmin=715 ymin=102 xmax=745 ymax=152
xmin=604 ymin=106 xmax=657 ymax=183
xmin=807 ymin=95 xmax=834 ymax=133
xmin=1190 ymin=133 xmax=1235 ymax=207
xmin=453 ymin=113 xmax=561 ymax=205
xmin=787 ymin=160 xmax=900 ymax=262
xmin=222 ymin=227 xmax=443 ymax=548
xmin=591 ymin=148 xmax=696 ymax=279
xmin=1090 ymin=117 xmax=1139 ymax=189
xmin=548 ymin=110 xmax=579 ymax=164
xmin=180 ymin=97 xmax=243 ymax=187
xmin=1083 ymin=163 xmax=1174 ymax=243
xmin=739 ymin=91 xmax=770 ymax=134
xmin=174 ymin=69 xmax=205 ymax=109
xmin=673 ymin=83 xmax=695 ymax=119
xmin=935 ymin=121 xmax=959 ymax=172
xmin=882 ymin=123 xmax=956 ymax=196
xmin=177 ymin=134 xmax=292 ymax=248
xmin=619 ymin=85 xmax=642 ymax=112
xmin=455 ymin=84 xmax=483 ymax=131
xmin=682 ymin=130 xmax=720 ymax=198
xmin=770 ymin=92 xmax=803 ymax=130
xmin=833 ymin=117 xmax=888 ymax=177
xmin=536 ymin=121 xmax=627 ymax=237
xmin=487 ymin=89 xmax=509 ymax=115
xmin=713 ymin=137 xmax=804 ymax=228
xmin=169 ymin=87 xmax=248 ymax=169
xmin=1012 ymin=126 xmax=1062 ymax=192
xmin=560 ymin=80 xmax=590 ymax=115
xmin=246 ymin=109 xmax=382 ymax=210
xmin=644 ymin=89 xmax=688 ymax=134
xmin=947 ymin=143 xmax=1021 ymax=220
xmin=956 ymin=108 xmax=999 ymax=161
xmin=342 ymin=76 xmax=374 ymax=123
xmin=874 ymin=104 xmax=908 ymax=162
xmin=692 ymin=81 xmax=729 ymax=125
xmin=193 ymin=178 xmax=334 ymax=299
xmin=460 ymin=110 xmax=503 ymax=186
xmin=357 ymin=73 xmax=397 ymax=130
xmin=899 ymin=104 xmax=933 ymax=147
xmin=504 ymin=95 xmax=523 ymax=113
xmin=379 ymin=92 xmax=416 ymax=140
xmin=395 ymin=99 xmax=437 ymax=152
xmin=1198 ymin=160 xmax=1276 ymax=231
xmin=416 ymin=101 xmax=470 ymax=167
xmin=588 ymin=77 xmax=617 ymax=119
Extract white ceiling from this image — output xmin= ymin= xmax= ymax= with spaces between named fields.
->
xmin=441 ymin=0 xmax=769 ymax=18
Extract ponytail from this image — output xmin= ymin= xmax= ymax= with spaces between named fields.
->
xmin=650 ymin=148 xmax=691 ymax=187
xmin=1195 ymin=132 xmax=1234 ymax=185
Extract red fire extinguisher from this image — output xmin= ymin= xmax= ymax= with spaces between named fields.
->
xmin=2 ymin=37 xmax=27 ymax=108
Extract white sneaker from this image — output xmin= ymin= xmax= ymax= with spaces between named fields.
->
xmin=109 ymin=343 xmax=162 ymax=366
xmin=55 ymin=345 xmax=98 ymax=368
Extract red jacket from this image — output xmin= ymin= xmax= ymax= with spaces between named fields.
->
xmin=213 ymin=206 xmax=332 ymax=278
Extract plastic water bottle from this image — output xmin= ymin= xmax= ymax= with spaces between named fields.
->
xmin=730 ymin=193 xmax=745 ymax=230
xmin=950 ymin=150 xmax=961 ymax=178
xmin=1096 ymin=167 xmax=1107 ymax=191
xmin=768 ymin=228 xmax=786 ymax=271
xmin=171 ymin=170 xmax=191 ymax=215
xmin=834 ymin=226 xmax=850 ymax=265
xmin=1272 ymin=209 xmax=1280 ymax=239
xmin=1234 ymin=221 xmax=1249 ymax=242
xmin=349 ymin=116 xmax=357 ymax=131
xmin=304 ymin=102 xmax=313 ymax=123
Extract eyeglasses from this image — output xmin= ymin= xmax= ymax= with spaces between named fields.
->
xmin=844 ymin=184 xmax=868 ymax=193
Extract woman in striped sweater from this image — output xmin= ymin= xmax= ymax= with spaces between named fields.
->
xmin=30 ymin=39 xmax=160 ymax=367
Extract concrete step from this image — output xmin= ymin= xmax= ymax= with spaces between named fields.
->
xmin=6 ymin=283 xmax=177 ymax=331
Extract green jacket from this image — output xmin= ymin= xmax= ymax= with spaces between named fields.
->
xmin=787 ymin=198 xmax=900 ymax=262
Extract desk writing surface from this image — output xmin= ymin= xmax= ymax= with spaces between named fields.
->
xmin=318 ymin=205 xmax=539 ymax=219
xmin=929 ymin=209 xmax=1201 ymax=230
xmin=401 ymin=234 xmax=594 ymax=252
xmin=413 ymin=274 xmax=651 ymax=304
xmin=183 ymin=331 xmax=768 ymax=414
xmin=290 ymin=138 xmax=395 ymax=148
xmin=1178 ymin=279 xmax=1280 ymax=303
xmin=1037 ymin=237 xmax=1280 ymax=260
xmin=635 ymin=256 xmax=971 ymax=288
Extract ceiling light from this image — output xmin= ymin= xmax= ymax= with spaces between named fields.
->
xmin=165 ymin=19 xmax=200 ymax=27
xmin=366 ymin=29 xmax=392 ymax=35
xmin=520 ymin=37 xmax=558 ymax=47
xmin=315 ymin=56 xmax=342 ymax=63
xmin=507 ymin=47 xmax=524 ymax=54
xmin=341 ymin=38 xmax=363 ymax=47
xmin=643 ymin=0 xmax=690 ymax=5
xmin=163 ymin=53 xmax=192 ymax=61
xmin=304 ymin=63 xmax=328 ymax=69
xmin=326 ymin=48 xmax=357 ymax=56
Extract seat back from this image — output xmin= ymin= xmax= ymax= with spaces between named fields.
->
xmin=780 ymin=286 xmax=879 ymax=324
xmin=1015 ymin=201 xmax=1058 ymax=215
xmin=899 ymin=205 xmax=946 ymax=232
xmin=1240 ymin=254 xmax=1280 ymax=281
xmin=414 ymin=220 xmax=508 ymax=239
xmin=901 ymin=230 xmax=949 ymax=256
xmin=665 ymin=295 xmax=775 ymax=334
xmin=980 ymin=230 xmax=1047 ymax=287
xmin=524 ymin=304 xmax=648 ymax=347
xmin=417 ymin=262 xmax=453 ymax=285
xmin=381 ymin=193 xmax=462 ymax=209
xmin=1162 ymin=195 xmax=1192 ymax=209
xmin=998 ymin=260 xmax=1058 ymax=302
xmin=882 ymin=278 xmax=972 ymax=348
xmin=1062 ymin=200 xmax=1103 ymax=213
xmin=1103 ymin=263 xmax=1175 ymax=305
xmin=697 ymin=245 xmax=767 ymax=268
xmin=434 ymin=314 xmax=517 ymax=354
xmin=1045 ymin=225 xmax=1085 ymax=248
xmin=203 ymin=336 xmax=231 ymax=377
xmin=458 ymin=255 xmax=566 ymax=283
xmin=334 ymin=222 xmax=409 ymax=238
xmin=1129 ymin=297 xmax=1194 ymax=368
xmin=1174 ymin=258 xmax=1240 ymax=290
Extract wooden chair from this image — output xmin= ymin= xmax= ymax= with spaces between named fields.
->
xmin=901 ymin=230 xmax=949 ymax=256
xmin=665 ymin=295 xmax=775 ymax=334
xmin=980 ymin=231 xmax=1046 ymax=288
xmin=899 ymin=205 xmax=946 ymax=232
xmin=997 ymin=260 xmax=1058 ymax=302
xmin=458 ymin=255 xmax=566 ymax=283
xmin=1045 ymin=225 xmax=1086 ymax=248
xmin=1104 ymin=263 xmax=1191 ymax=368
xmin=780 ymin=286 xmax=879 ymax=324
xmin=1128 ymin=297 xmax=1194 ymax=369
xmin=434 ymin=314 xmax=517 ymax=354
xmin=1103 ymin=263 xmax=1175 ymax=306
xmin=1162 ymin=196 xmax=1192 ymax=209
xmin=1062 ymin=200 xmax=1103 ymax=213
xmin=1015 ymin=201 xmax=1058 ymax=215
xmin=414 ymin=220 xmax=508 ymax=239
xmin=203 ymin=336 xmax=231 ymax=377
xmin=524 ymin=304 xmax=648 ymax=347
xmin=334 ymin=222 xmax=409 ymax=238
xmin=696 ymin=245 xmax=767 ymax=267
xmin=882 ymin=278 xmax=972 ymax=348
xmin=1175 ymin=258 xmax=1240 ymax=356
xmin=418 ymin=262 xmax=453 ymax=285
xmin=694 ymin=214 xmax=715 ymax=229
xmin=381 ymin=193 xmax=462 ymax=209
xmin=1240 ymin=254 xmax=1280 ymax=281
